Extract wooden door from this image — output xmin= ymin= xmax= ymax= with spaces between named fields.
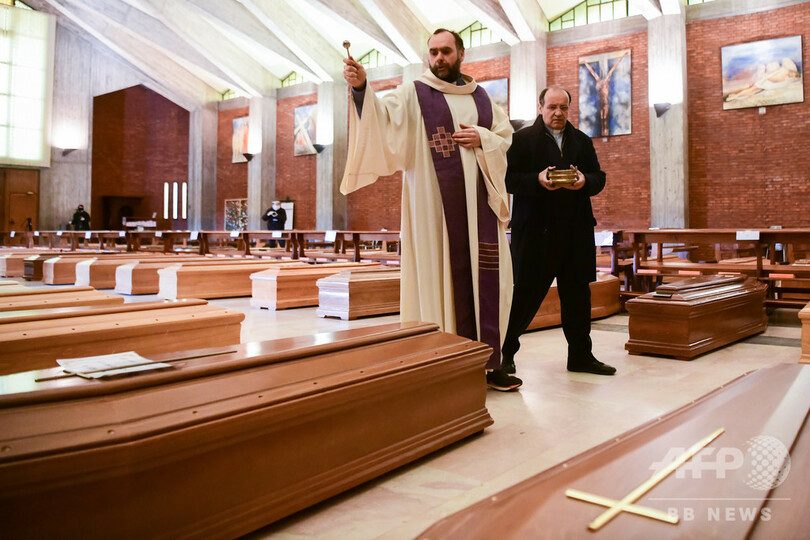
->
xmin=2 ymin=168 xmax=40 ymax=231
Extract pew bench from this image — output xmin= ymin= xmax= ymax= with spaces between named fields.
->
xmin=0 ymin=322 xmax=492 ymax=539
xmin=0 ymin=299 xmax=244 ymax=375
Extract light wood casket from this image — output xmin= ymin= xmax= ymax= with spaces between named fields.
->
xmin=0 ymin=299 xmax=244 ymax=375
xmin=317 ymin=266 xmax=401 ymax=320
xmin=625 ymin=275 xmax=767 ymax=360
xmin=250 ymin=262 xmax=379 ymax=310
xmin=0 ymin=322 xmax=493 ymax=539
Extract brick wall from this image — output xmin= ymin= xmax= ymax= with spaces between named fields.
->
xmin=687 ymin=3 xmax=810 ymax=228
xmin=346 ymin=77 xmax=403 ymax=230
xmin=216 ymin=106 xmax=249 ymax=228
xmin=547 ymin=32 xmax=651 ymax=230
xmin=276 ymin=94 xmax=318 ymax=229
xmin=92 ymin=85 xmax=189 ymax=230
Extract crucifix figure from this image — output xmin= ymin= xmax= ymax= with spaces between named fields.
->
xmin=584 ymin=50 xmax=629 ymax=137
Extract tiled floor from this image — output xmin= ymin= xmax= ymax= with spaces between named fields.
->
xmin=14 ymin=278 xmax=804 ymax=539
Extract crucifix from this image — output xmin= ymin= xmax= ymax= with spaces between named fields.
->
xmin=566 ymin=427 xmax=725 ymax=531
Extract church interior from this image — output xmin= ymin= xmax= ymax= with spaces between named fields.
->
xmin=1 ymin=0 xmax=809 ymax=538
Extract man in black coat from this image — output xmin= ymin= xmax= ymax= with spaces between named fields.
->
xmin=262 ymin=200 xmax=287 ymax=247
xmin=501 ymin=86 xmax=615 ymax=376
xmin=71 ymin=204 xmax=90 ymax=231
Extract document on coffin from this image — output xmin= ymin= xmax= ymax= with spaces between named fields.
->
xmin=57 ymin=351 xmax=174 ymax=379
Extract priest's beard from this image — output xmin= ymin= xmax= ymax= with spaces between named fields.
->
xmin=430 ymin=57 xmax=462 ymax=83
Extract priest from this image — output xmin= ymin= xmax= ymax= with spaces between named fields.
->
xmin=341 ymin=29 xmax=520 ymax=391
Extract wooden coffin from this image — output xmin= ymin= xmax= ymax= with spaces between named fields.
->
xmin=158 ymin=261 xmax=287 ymax=299
xmin=418 ymin=363 xmax=810 ymax=539
xmin=0 ymin=285 xmax=124 ymax=312
xmin=251 ymin=262 xmax=380 ymax=310
xmin=117 ymin=258 xmax=291 ymax=296
xmin=625 ymin=275 xmax=767 ymax=360
xmin=317 ymin=266 xmax=401 ymax=320
xmin=0 ymin=299 xmax=244 ymax=375
xmin=801 ymin=302 xmax=810 ymax=364
xmin=1 ymin=251 xmax=64 ymax=277
xmin=0 ymin=322 xmax=493 ymax=540
xmin=75 ymin=256 xmax=212 ymax=291
xmin=527 ymin=272 xmax=621 ymax=331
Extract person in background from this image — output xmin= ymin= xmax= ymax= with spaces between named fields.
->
xmin=262 ymin=200 xmax=287 ymax=247
xmin=71 ymin=204 xmax=90 ymax=231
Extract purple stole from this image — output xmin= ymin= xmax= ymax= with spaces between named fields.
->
xmin=414 ymin=80 xmax=501 ymax=370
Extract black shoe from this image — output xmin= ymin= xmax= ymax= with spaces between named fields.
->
xmin=502 ymin=356 xmax=516 ymax=374
xmin=486 ymin=369 xmax=523 ymax=391
xmin=567 ymin=358 xmax=616 ymax=376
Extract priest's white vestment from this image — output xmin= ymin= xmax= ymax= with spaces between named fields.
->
xmin=341 ymin=70 xmax=513 ymax=361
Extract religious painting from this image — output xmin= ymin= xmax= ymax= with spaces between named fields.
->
xmin=294 ymin=104 xmax=317 ymax=156
xmin=578 ymin=49 xmax=631 ymax=138
xmin=721 ymin=36 xmax=803 ymax=110
xmin=224 ymin=199 xmax=247 ymax=231
xmin=478 ymin=78 xmax=509 ymax=116
xmin=232 ymin=116 xmax=249 ymax=163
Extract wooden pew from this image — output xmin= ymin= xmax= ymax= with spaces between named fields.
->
xmin=158 ymin=260 xmax=295 ymax=299
xmin=251 ymin=262 xmax=380 ymax=310
xmin=0 ymin=299 xmax=244 ymax=375
xmin=0 ymin=285 xmax=125 ymax=312
xmin=527 ymin=273 xmax=621 ymax=330
xmin=317 ymin=266 xmax=401 ymax=320
xmin=0 ymin=322 xmax=492 ymax=539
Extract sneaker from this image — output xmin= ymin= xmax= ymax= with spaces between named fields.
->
xmin=502 ymin=356 xmax=516 ymax=374
xmin=486 ymin=369 xmax=523 ymax=391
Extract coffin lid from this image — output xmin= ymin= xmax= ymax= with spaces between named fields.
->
xmin=644 ymin=275 xmax=765 ymax=302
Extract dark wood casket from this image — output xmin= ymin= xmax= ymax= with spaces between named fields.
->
xmin=0 ymin=322 xmax=493 ymax=539
xmin=625 ymin=275 xmax=767 ymax=360
xmin=419 ymin=363 xmax=810 ymax=539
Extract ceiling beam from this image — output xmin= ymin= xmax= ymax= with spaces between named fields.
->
xmin=122 ymin=0 xmax=277 ymax=96
xmin=629 ymin=0 xmax=663 ymax=20
xmin=355 ymin=0 xmax=430 ymax=64
xmin=183 ymin=0 xmax=324 ymax=82
xmin=498 ymin=0 xmax=547 ymax=41
xmin=235 ymin=0 xmax=343 ymax=82
xmin=457 ymin=0 xmax=519 ymax=46
xmin=64 ymin=0 xmax=239 ymax=95
xmin=37 ymin=0 xmax=216 ymax=109
xmin=301 ymin=0 xmax=408 ymax=65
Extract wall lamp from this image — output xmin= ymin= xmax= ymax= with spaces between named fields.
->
xmin=654 ymin=102 xmax=671 ymax=118
xmin=313 ymin=144 xmax=327 ymax=153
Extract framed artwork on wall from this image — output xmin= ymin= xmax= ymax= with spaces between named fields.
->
xmin=224 ymin=199 xmax=247 ymax=231
xmin=578 ymin=49 xmax=631 ymax=138
xmin=721 ymin=35 xmax=803 ymax=110
xmin=478 ymin=78 xmax=509 ymax=116
xmin=294 ymin=104 xmax=317 ymax=156
xmin=232 ymin=116 xmax=249 ymax=163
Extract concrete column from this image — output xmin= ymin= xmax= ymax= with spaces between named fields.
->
xmin=187 ymin=102 xmax=217 ymax=230
xmin=509 ymin=39 xmax=547 ymax=122
xmin=315 ymin=81 xmax=348 ymax=229
xmin=648 ymin=7 xmax=689 ymax=228
xmin=246 ymin=95 xmax=277 ymax=230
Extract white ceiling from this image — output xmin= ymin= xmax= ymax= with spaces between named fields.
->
xmin=24 ymin=0 xmax=599 ymax=105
